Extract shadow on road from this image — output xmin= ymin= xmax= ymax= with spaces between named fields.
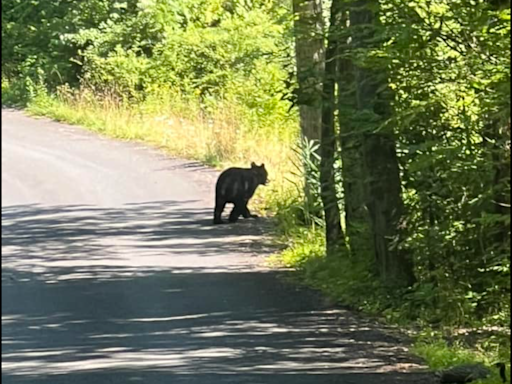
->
xmin=2 ymin=201 xmax=274 ymax=266
xmin=2 ymin=202 xmax=433 ymax=384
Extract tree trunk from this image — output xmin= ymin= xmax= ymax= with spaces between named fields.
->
xmin=337 ymin=5 xmax=373 ymax=259
xmin=320 ymin=0 xmax=345 ymax=256
xmin=292 ymin=0 xmax=325 ymax=142
xmin=349 ymin=0 xmax=415 ymax=286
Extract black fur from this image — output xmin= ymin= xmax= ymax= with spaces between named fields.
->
xmin=213 ymin=162 xmax=268 ymax=224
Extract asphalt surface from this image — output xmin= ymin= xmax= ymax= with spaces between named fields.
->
xmin=1 ymin=109 xmax=435 ymax=383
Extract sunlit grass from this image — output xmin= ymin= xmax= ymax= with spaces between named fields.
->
xmin=413 ymin=338 xmax=510 ymax=384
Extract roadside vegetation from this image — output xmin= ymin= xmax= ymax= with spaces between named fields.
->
xmin=2 ymin=0 xmax=509 ymax=380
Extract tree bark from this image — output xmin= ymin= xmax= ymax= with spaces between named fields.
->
xmin=337 ymin=5 xmax=373 ymax=259
xmin=292 ymin=0 xmax=325 ymax=142
xmin=320 ymin=0 xmax=345 ymax=256
xmin=349 ymin=0 xmax=415 ymax=286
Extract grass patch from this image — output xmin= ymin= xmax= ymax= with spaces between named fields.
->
xmin=413 ymin=337 xmax=510 ymax=383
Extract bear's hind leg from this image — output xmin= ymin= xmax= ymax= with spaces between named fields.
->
xmin=213 ymin=198 xmax=227 ymax=224
xmin=228 ymin=203 xmax=242 ymax=223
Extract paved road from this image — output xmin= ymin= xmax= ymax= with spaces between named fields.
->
xmin=1 ymin=109 xmax=434 ymax=383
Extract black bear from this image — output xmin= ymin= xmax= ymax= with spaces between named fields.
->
xmin=213 ymin=162 xmax=268 ymax=224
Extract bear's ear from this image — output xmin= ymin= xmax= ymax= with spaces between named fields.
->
xmin=260 ymin=163 xmax=265 ymax=168
xmin=251 ymin=162 xmax=257 ymax=168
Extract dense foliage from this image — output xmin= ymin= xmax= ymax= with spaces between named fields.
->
xmin=385 ymin=0 xmax=510 ymax=326
xmin=288 ymin=0 xmax=509 ymax=329
xmin=2 ymin=0 xmax=295 ymax=131
xmin=2 ymin=0 xmax=510 ymax=357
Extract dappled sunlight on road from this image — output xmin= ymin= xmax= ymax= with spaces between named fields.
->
xmin=2 ymin=201 xmax=274 ymax=277
xmin=2 ymin=305 xmax=425 ymax=378
xmin=2 ymin=202 xmax=432 ymax=384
